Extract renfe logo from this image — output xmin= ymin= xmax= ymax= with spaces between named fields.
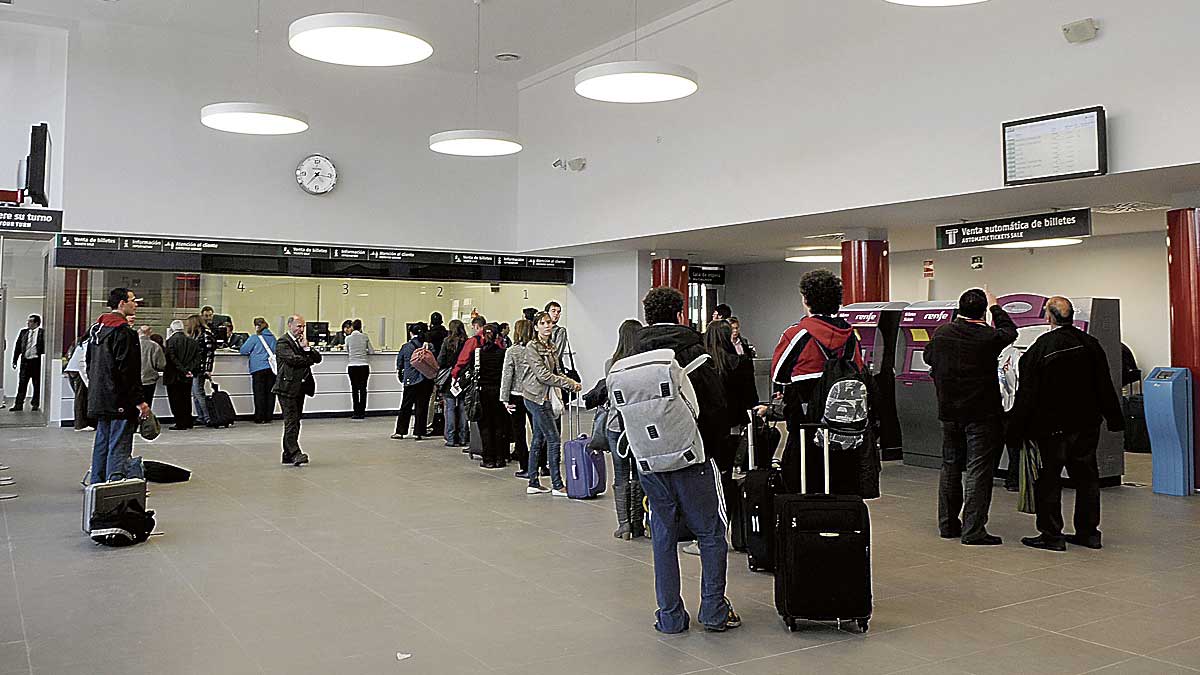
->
xmin=923 ymin=312 xmax=950 ymax=321
xmin=945 ymin=229 xmax=959 ymax=246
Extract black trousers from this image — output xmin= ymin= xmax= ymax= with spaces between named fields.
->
xmin=508 ymin=395 xmax=529 ymax=470
xmin=479 ymin=400 xmax=510 ymax=465
xmin=167 ymin=378 xmax=194 ymax=429
xmin=15 ymin=356 xmax=40 ymax=408
xmin=396 ymin=379 xmax=434 ymax=436
xmin=279 ymin=395 xmax=306 ymax=460
xmin=938 ymin=417 xmax=1003 ymax=542
xmin=348 ymin=365 xmax=370 ymax=418
xmin=1034 ymin=426 xmax=1102 ymax=542
xmin=142 ymin=384 xmax=157 ymax=410
xmin=67 ymin=372 xmax=95 ymax=429
xmin=251 ymin=369 xmax=277 ymax=423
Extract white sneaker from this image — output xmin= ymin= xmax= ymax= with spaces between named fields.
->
xmin=552 ymin=488 xmax=569 ymax=497
xmin=682 ymin=542 xmax=701 ymax=556
xmin=527 ymin=485 xmax=550 ymax=495
xmin=390 ymin=433 xmax=404 ymax=440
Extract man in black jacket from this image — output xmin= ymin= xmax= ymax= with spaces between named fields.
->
xmin=272 ymin=314 xmax=322 ymax=466
xmin=925 ymin=288 xmax=1017 ymax=545
xmin=629 ymin=287 xmax=739 ymax=634
xmin=11 ymin=314 xmax=45 ymax=412
xmin=1011 ymin=297 xmax=1123 ymax=551
xmin=87 ymin=289 xmax=150 ymax=483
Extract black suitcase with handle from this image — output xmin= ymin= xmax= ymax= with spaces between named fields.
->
xmin=740 ymin=410 xmax=785 ymax=571
xmin=774 ymin=425 xmax=872 ymax=633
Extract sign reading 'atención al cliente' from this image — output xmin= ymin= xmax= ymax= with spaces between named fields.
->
xmin=936 ymin=209 xmax=1091 ymax=251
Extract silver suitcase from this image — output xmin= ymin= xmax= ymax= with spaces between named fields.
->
xmin=82 ymin=478 xmax=146 ymax=534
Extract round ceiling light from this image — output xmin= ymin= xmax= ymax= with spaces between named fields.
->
xmin=289 ymin=13 xmax=433 ymax=67
xmin=786 ymin=255 xmax=843 ymax=263
xmin=984 ymin=238 xmax=1083 ymax=249
xmin=575 ymin=61 xmax=698 ymax=103
xmin=429 ymin=129 xmax=522 ymax=157
xmin=884 ymin=0 xmax=988 ymax=6
xmin=788 ymin=245 xmax=842 ymax=252
xmin=200 ymin=102 xmax=309 ymax=135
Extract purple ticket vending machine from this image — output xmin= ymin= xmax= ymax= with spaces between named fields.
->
xmin=997 ymin=293 xmax=1124 ymax=485
xmin=836 ymin=302 xmax=910 ymax=460
xmin=895 ymin=301 xmax=959 ymax=469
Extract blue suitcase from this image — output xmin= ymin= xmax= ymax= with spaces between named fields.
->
xmin=564 ymin=406 xmax=606 ymax=499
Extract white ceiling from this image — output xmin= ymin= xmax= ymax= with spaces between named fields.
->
xmin=4 ymin=0 xmax=703 ymax=80
xmin=527 ymin=163 xmax=1200 ymax=264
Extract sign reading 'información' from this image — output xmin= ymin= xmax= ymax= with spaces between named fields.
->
xmin=935 ymin=209 xmax=1091 ymax=251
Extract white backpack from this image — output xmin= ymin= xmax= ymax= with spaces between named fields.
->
xmin=606 ymin=348 xmax=709 ymax=474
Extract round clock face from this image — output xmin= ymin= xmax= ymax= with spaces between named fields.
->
xmin=295 ymin=154 xmax=337 ymax=195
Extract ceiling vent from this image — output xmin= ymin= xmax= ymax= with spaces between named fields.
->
xmin=1093 ymin=202 xmax=1172 ymax=214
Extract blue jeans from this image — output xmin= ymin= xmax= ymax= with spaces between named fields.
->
xmin=91 ymin=417 xmax=135 ymax=483
xmin=638 ymin=459 xmax=731 ymax=633
xmin=525 ymin=398 xmax=563 ymax=490
xmin=192 ymin=375 xmax=209 ymax=425
xmin=443 ymin=393 xmax=467 ymax=445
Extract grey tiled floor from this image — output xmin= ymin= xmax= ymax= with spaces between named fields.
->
xmin=0 ymin=420 xmax=1198 ymax=674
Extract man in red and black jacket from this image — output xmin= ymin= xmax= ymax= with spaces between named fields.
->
xmin=770 ymin=270 xmax=867 ymax=493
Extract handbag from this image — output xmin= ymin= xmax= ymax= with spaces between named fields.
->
xmin=549 ymin=386 xmax=564 ymax=419
xmin=258 ymin=334 xmax=277 ymax=374
xmin=435 ymin=367 xmax=452 ymax=389
xmin=464 ymin=348 xmax=482 ymax=422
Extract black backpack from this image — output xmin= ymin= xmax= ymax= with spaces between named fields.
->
xmin=808 ymin=333 xmax=871 ymax=451
xmin=89 ymin=499 xmax=155 ymax=547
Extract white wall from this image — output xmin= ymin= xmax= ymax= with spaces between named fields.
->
xmin=723 ymin=260 xmax=839 ymax=355
xmin=565 ymin=250 xmax=652 ymax=388
xmin=891 ymin=231 xmax=1170 ymax=371
xmin=517 ymin=0 xmax=1200 ymax=250
xmin=2 ymin=11 xmax=519 ymax=251
xmin=0 ymin=20 xmax=67 ymax=207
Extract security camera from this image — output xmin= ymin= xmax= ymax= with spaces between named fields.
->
xmin=552 ymin=158 xmax=566 ymax=170
xmin=567 ymin=157 xmax=587 ymax=172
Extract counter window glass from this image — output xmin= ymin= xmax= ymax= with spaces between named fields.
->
xmin=64 ymin=270 xmax=568 ymax=351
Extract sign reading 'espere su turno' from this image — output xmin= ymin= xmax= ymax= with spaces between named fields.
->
xmin=936 ymin=209 xmax=1091 ymax=251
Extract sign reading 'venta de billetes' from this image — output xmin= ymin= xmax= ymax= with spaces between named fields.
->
xmin=936 ymin=209 xmax=1091 ymax=251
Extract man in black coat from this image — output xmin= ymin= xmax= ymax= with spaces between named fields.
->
xmin=272 ymin=314 xmax=322 ymax=466
xmin=87 ymin=289 xmax=150 ymax=483
xmin=925 ymin=288 xmax=1018 ymax=546
xmin=627 ymin=287 xmax=739 ymax=635
xmin=1010 ymin=297 xmax=1124 ymax=551
xmin=11 ymin=314 xmax=45 ymax=412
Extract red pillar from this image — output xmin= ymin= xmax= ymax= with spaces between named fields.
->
xmin=841 ymin=239 xmax=890 ymax=305
xmin=1167 ymin=209 xmax=1200 ymax=486
xmin=651 ymin=258 xmax=690 ymax=317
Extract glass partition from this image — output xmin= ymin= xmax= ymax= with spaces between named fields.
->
xmin=71 ymin=270 xmax=568 ymax=351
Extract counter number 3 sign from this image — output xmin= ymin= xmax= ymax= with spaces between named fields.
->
xmin=296 ymin=154 xmax=338 ymax=195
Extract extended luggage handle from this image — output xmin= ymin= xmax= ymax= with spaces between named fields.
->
xmin=790 ymin=421 xmax=832 ymax=496
xmin=745 ymin=407 xmax=781 ymax=473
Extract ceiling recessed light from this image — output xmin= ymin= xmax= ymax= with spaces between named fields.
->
xmin=289 ymin=13 xmax=433 ymax=67
xmin=984 ymin=238 xmax=1083 ymax=249
xmin=494 ymin=52 xmax=521 ymax=62
xmin=200 ymin=102 xmax=309 ymax=135
xmin=786 ymin=255 xmax=843 ymax=263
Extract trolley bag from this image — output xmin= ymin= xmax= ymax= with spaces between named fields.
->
xmin=774 ymin=426 xmax=872 ymax=633
xmin=565 ymin=403 xmax=606 ymax=499
xmin=741 ymin=414 xmax=785 ymax=572
xmin=206 ymin=382 xmax=236 ymax=428
xmin=83 ymin=478 xmax=154 ymax=546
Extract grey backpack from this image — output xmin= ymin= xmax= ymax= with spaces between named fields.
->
xmin=606 ymin=349 xmax=710 ymax=474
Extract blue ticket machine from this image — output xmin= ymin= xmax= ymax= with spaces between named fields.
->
xmin=1145 ymin=368 xmax=1194 ymax=497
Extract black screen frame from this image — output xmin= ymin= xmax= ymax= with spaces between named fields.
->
xmin=1002 ymin=106 xmax=1107 ymax=187
xmin=26 ymin=123 xmax=52 ymax=207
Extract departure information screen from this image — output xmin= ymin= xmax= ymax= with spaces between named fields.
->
xmin=1003 ymin=107 xmax=1107 ymax=186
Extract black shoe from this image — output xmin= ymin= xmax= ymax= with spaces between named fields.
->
xmin=1004 ymin=484 xmax=1019 ymax=493
xmin=9 ymin=407 xmax=21 ymax=413
xmin=169 ymin=425 xmax=187 ymax=431
xmin=1021 ymin=535 xmax=1066 ymax=551
xmin=1066 ymin=532 xmax=1103 ymax=549
xmin=704 ymin=604 xmax=742 ymax=633
xmin=962 ymin=534 xmax=1003 ymax=546
xmin=514 ymin=471 xmax=530 ymax=479
xmin=940 ymin=529 xmax=962 ymax=540
xmin=292 ymin=453 xmax=310 ymax=466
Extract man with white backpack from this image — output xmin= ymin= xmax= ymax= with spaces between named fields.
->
xmin=607 ymin=287 xmax=739 ymax=634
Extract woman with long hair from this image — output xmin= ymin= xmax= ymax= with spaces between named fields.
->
xmin=474 ymin=323 xmax=510 ymax=468
xmin=519 ymin=312 xmax=581 ymax=495
xmin=438 ymin=319 xmax=469 ymax=446
xmin=606 ymin=318 xmax=646 ymax=539
xmin=704 ymin=320 xmax=761 ymax=475
xmin=501 ymin=319 xmax=535 ymax=477
xmin=346 ymin=319 xmax=374 ymax=420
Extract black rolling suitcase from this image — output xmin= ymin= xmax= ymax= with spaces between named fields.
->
xmin=741 ymin=410 xmax=785 ymax=572
xmin=206 ymin=382 xmax=236 ymax=428
xmin=774 ymin=425 xmax=872 ymax=633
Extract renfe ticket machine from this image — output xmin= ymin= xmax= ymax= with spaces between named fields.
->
xmin=896 ymin=301 xmax=959 ymax=469
xmin=835 ymin=302 xmax=910 ymax=460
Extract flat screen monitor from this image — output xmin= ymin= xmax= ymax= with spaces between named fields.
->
xmin=909 ymin=350 xmax=931 ymax=373
xmin=26 ymin=123 xmax=51 ymax=207
xmin=1003 ymin=107 xmax=1107 ymax=186
xmin=306 ymin=321 xmax=330 ymax=344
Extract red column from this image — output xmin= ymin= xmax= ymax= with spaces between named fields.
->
xmin=1167 ymin=209 xmax=1200 ymax=485
xmin=841 ymin=239 xmax=890 ymax=305
xmin=651 ymin=258 xmax=690 ymax=317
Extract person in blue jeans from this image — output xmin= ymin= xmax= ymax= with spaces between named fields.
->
xmin=437 ymin=320 xmax=469 ymax=446
xmin=625 ymin=287 xmax=740 ymax=634
xmin=86 ymin=288 xmax=151 ymax=483
xmin=519 ymin=312 xmax=580 ymax=496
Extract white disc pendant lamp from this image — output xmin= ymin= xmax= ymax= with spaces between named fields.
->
xmin=203 ymin=1 xmax=308 ymax=135
xmin=289 ymin=13 xmax=433 ymax=67
xmin=884 ymin=0 xmax=989 ymax=6
xmin=574 ymin=0 xmax=698 ymax=103
xmin=430 ymin=0 xmax=521 ymax=157
xmin=201 ymin=102 xmax=309 ymax=135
